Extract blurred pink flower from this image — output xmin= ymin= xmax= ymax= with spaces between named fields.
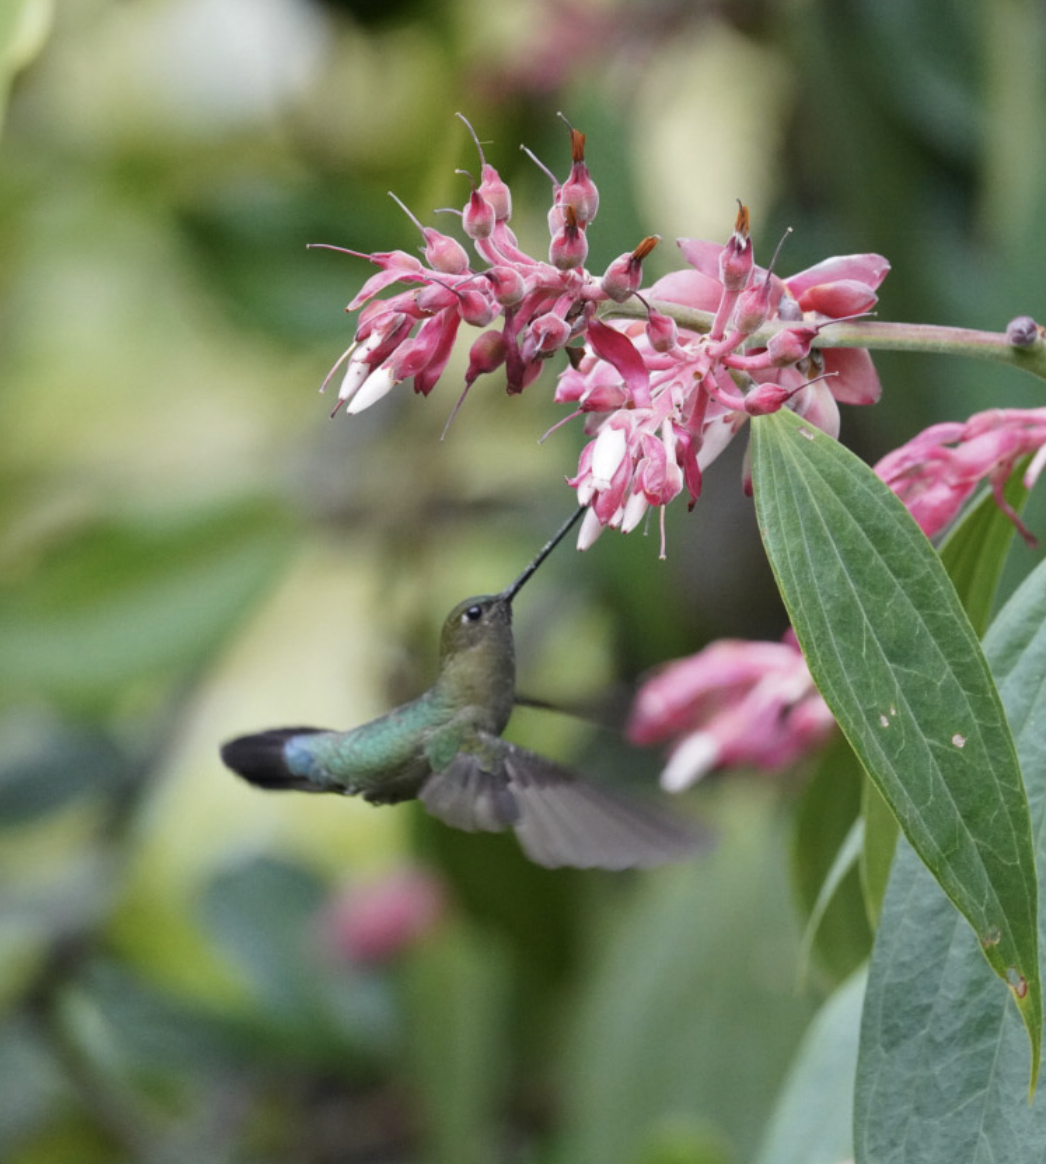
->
xmin=322 ymin=868 xmax=447 ymax=967
xmin=628 ymin=632 xmax=837 ymax=791
xmin=874 ymin=407 xmax=1046 ymax=543
xmin=631 ymin=404 xmax=1046 ymax=788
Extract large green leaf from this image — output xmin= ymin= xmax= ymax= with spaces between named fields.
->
xmin=754 ymin=968 xmax=866 ymax=1164
xmin=557 ymin=783 xmax=816 ymax=1164
xmin=750 ymin=407 xmax=1040 ymax=1078
xmin=855 ymin=552 xmax=1046 ymax=1161
xmin=857 ymin=468 xmax=1027 ymax=927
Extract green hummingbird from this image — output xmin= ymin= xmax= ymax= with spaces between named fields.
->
xmin=220 ymin=509 xmax=699 ymax=870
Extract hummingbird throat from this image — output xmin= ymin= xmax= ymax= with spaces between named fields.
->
xmin=502 ymin=507 xmax=584 ymax=602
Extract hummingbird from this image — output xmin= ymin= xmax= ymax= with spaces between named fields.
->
xmin=220 ymin=509 xmax=699 ymax=870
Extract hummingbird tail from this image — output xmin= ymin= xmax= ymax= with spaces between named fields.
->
xmin=220 ymin=727 xmax=330 ymax=792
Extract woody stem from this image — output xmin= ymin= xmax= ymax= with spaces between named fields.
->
xmin=602 ymin=300 xmax=1046 ymax=384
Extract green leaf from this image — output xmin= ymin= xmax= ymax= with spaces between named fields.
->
xmin=939 ymin=469 xmax=1028 ymax=636
xmin=750 ymin=408 xmax=1040 ymax=1078
xmin=0 ymin=501 xmax=294 ymax=712
xmin=200 ymin=856 xmax=328 ymax=1016
xmin=0 ymin=715 xmax=132 ymax=826
xmin=792 ymin=733 xmax=873 ymax=983
xmin=754 ymin=969 xmax=865 ymax=1164
xmin=858 ymin=775 xmax=897 ymax=929
xmin=795 ymin=817 xmax=865 ymax=985
xmin=0 ymin=1 xmax=52 ymax=129
xmin=855 ymin=552 xmax=1046 ymax=1159
xmin=557 ymin=783 xmax=816 ymax=1164
xmin=403 ymin=924 xmax=510 ymax=1164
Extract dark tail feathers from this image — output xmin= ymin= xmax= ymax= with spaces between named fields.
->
xmin=220 ymin=727 xmax=328 ymax=792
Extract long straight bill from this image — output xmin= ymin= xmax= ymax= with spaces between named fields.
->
xmin=502 ymin=507 xmax=585 ymax=602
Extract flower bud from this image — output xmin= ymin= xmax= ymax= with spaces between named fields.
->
xmin=422 ymin=228 xmax=469 ymax=275
xmin=456 ymin=285 xmax=497 ymax=327
xmin=744 ymin=380 xmax=795 ymax=415
xmin=465 ymin=328 xmax=507 ymax=386
xmin=645 ymin=309 xmax=678 ymax=352
xmin=733 ymin=276 xmax=773 ymax=336
xmin=559 ymin=128 xmax=599 ymax=225
xmin=549 ymin=206 xmax=588 ymax=270
xmin=764 ymin=324 xmax=817 ymax=366
xmin=521 ymin=313 xmax=572 ymax=362
xmin=579 ymin=381 xmax=629 ymax=411
xmin=347 ymin=365 xmax=398 ymax=414
xmin=414 ymin=283 xmax=459 ymax=314
xmin=483 ymin=265 xmax=526 ymax=306
xmin=462 ymin=185 xmax=496 ymax=240
xmin=389 ymin=191 xmax=470 ymax=275
xmin=479 ymin=163 xmax=512 ymax=222
xmin=457 ymin=113 xmax=512 ymax=221
xmin=719 ymin=203 xmax=753 ymax=291
xmin=601 ymin=235 xmax=660 ymax=303
xmin=1007 ymin=315 xmax=1042 ymax=347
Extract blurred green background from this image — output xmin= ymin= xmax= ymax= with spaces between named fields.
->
xmin=1 ymin=1 xmax=1044 ymax=1162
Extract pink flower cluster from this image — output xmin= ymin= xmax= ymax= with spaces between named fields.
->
xmin=321 ymin=867 xmax=447 ymax=967
xmin=562 ymin=231 xmax=889 ymax=554
xmin=318 ymin=119 xmax=889 ymax=556
xmin=635 ymin=406 xmax=1046 ymax=788
xmin=628 ymin=632 xmax=837 ymax=791
xmin=321 ymin=119 xmax=620 ymax=419
xmin=874 ymin=407 xmax=1046 ymax=545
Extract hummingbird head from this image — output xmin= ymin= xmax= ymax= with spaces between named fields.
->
xmin=439 ymin=594 xmax=514 ymax=663
xmin=437 ymin=594 xmax=516 ymax=724
xmin=440 ymin=506 xmax=584 ymax=662
xmin=434 ymin=509 xmax=583 ymax=715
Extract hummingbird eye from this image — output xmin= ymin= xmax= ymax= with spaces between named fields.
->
xmin=463 ymin=604 xmax=484 ymax=623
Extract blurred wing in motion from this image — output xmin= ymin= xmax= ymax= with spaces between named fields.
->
xmin=420 ymin=734 xmax=702 ymax=870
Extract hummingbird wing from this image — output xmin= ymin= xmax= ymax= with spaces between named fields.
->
xmin=418 ymin=734 xmax=701 ymax=870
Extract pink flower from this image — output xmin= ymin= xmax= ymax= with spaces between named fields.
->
xmin=628 ymin=633 xmax=837 ymax=791
xmin=318 ymin=119 xmax=635 ymax=420
xmin=316 ymin=119 xmax=891 ymax=552
xmin=629 ymin=405 xmax=1046 ymax=788
xmin=321 ymin=868 xmax=447 ymax=967
xmin=551 ymin=209 xmax=890 ymax=550
xmin=874 ymin=407 xmax=1046 ymax=543
xmin=667 ymin=241 xmax=890 ymax=407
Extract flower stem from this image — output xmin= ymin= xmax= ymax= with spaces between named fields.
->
xmin=603 ymin=300 xmax=1046 ymax=383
